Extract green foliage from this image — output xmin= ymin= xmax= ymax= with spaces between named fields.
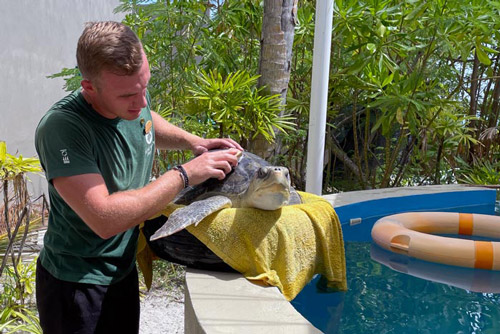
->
xmin=1 ymin=259 xmax=36 ymax=303
xmin=0 ymin=258 xmax=41 ymax=334
xmin=187 ymin=70 xmax=295 ymax=142
xmin=115 ymin=0 xmax=262 ymax=113
xmin=313 ymin=0 xmax=500 ymax=190
xmin=115 ymin=0 xmax=288 ymax=162
xmin=1 ymin=143 xmax=44 ymax=333
xmin=46 ymin=67 xmax=81 ymax=92
xmin=117 ymin=0 xmax=207 ymax=108
xmin=455 ymin=157 xmax=500 ymax=186
xmin=0 ymin=142 xmax=42 ymax=180
xmin=196 ymin=1 xmax=263 ymax=75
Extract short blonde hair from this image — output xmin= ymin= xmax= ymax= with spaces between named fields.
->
xmin=76 ymin=21 xmax=143 ymax=81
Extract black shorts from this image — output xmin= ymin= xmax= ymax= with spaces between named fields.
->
xmin=36 ymin=258 xmax=140 ymax=334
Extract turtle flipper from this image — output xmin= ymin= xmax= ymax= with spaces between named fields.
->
xmin=149 ymin=196 xmax=232 ymax=241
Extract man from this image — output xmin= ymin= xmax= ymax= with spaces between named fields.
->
xmin=35 ymin=21 xmax=242 ymax=333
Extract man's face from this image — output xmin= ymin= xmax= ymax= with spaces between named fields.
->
xmin=83 ymin=52 xmax=151 ymax=120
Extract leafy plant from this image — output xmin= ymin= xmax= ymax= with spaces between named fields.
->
xmin=454 ymin=157 xmax=500 ymax=186
xmin=1 ymin=142 xmax=45 ymax=333
xmin=187 ymin=69 xmax=295 ymax=145
xmin=46 ymin=67 xmax=81 ymax=92
xmin=0 ymin=142 xmax=41 ymax=180
xmin=305 ymin=0 xmax=500 ymax=191
xmin=1 ymin=259 xmax=36 ymax=305
xmin=0 ymin=258 xmax=41 ymax=334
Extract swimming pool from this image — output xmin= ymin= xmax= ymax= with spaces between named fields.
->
xmin=184 ymin=185 xmax=498 ymax=333
xmin=291 ymin=189 xmax=499 ymax=333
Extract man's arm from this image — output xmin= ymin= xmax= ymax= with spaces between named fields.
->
xmin=151 ymin=112 xmax=243 ymax=153
xmin=53 ymin=149 xmax=240 ymax=239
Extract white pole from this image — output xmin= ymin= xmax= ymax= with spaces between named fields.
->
xmin=305 ymin=0 xmax=334 ymax=195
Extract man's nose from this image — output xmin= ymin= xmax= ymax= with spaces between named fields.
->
xmin=134 ymin=92 xmax=147 ymax=109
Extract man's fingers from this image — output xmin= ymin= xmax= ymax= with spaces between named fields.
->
xmin=227 ymin=147 xmax=243 ymax=156
xmin=223 ymin=138 xmax=244 ymax=151
xmin=229 ymin=138 xmax=243 ymax=151
xmin=224 ymin=149 xmax=242 ymax=165
xmin=216 ymin=160 xmax=233 ymax=175
xmin=203 ymin=138 xmax=244 ymax=151
xmin=204 ymin=153 xmax=235 ymax=175
xmin=206 ymin=149 xmax=239 ymax=166
xmin=216 ymin=170 xmax=228 ymax=180
xmin=184 ymin=149 xmax=242 ymax=185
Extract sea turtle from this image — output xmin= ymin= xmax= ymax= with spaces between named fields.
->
xmin=149 ymin=151 xmax=302 ymax=241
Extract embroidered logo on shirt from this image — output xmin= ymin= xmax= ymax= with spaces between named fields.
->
xmin=145 ymin=131 xmax=153 ymax=145
xmin=145 ymin=132 xmax=154 ymax=156
xmin=60 ymin=149 xmax=70 ymax=164
xmin=141 ymin=118 xmax=154 ymax=155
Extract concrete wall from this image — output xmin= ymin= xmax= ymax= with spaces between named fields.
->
xmin=0 ymin=0 xmax=125 ymax=196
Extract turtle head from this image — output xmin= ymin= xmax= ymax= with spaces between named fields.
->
xmin=243 ymin=166 xmax=292 ymax=210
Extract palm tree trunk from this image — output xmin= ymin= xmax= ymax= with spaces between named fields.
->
xmin=249 ymin=0 xmax=298 ymax=158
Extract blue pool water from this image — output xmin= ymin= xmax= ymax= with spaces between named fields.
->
xmin=291 ymin=206 xmax=500 ymax=333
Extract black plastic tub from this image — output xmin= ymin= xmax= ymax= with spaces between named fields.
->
xmin=143 ymin=215 xmax=235 ymax=272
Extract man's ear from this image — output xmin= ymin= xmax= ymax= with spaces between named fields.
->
xmin=81 ymin=79 xmax=96 ymax=94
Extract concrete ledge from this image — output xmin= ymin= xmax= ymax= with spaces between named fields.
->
xmin=184 ymin=185 xmax=496 ymax=333
xmin=185 ymin=269 xmax=321 ymax=333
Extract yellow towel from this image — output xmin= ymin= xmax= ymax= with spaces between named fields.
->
xmin=136 ymin=227 xmax=157 ymax=290
xmin=139 ymin=191 xmax=347 ymax=300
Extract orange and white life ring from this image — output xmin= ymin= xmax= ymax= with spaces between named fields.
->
xmin=371 ymin=212 xmax=500 ymax=270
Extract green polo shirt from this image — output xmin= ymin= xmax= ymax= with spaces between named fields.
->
xmin=35 ymin=89 xmax=155 ymax=284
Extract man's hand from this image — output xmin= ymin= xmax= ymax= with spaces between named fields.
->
xmin=182 ymin=148 xmax=241 ymax=185
xmin=191 ymin=138 xmax=243 ymax=156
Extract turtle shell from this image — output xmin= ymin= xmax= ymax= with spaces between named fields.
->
xmin=173 ymin=151 xmax=270 ymax=205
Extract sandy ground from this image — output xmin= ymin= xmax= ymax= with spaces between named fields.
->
xmin=140 ymin=288 xmax=184 ymax=334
